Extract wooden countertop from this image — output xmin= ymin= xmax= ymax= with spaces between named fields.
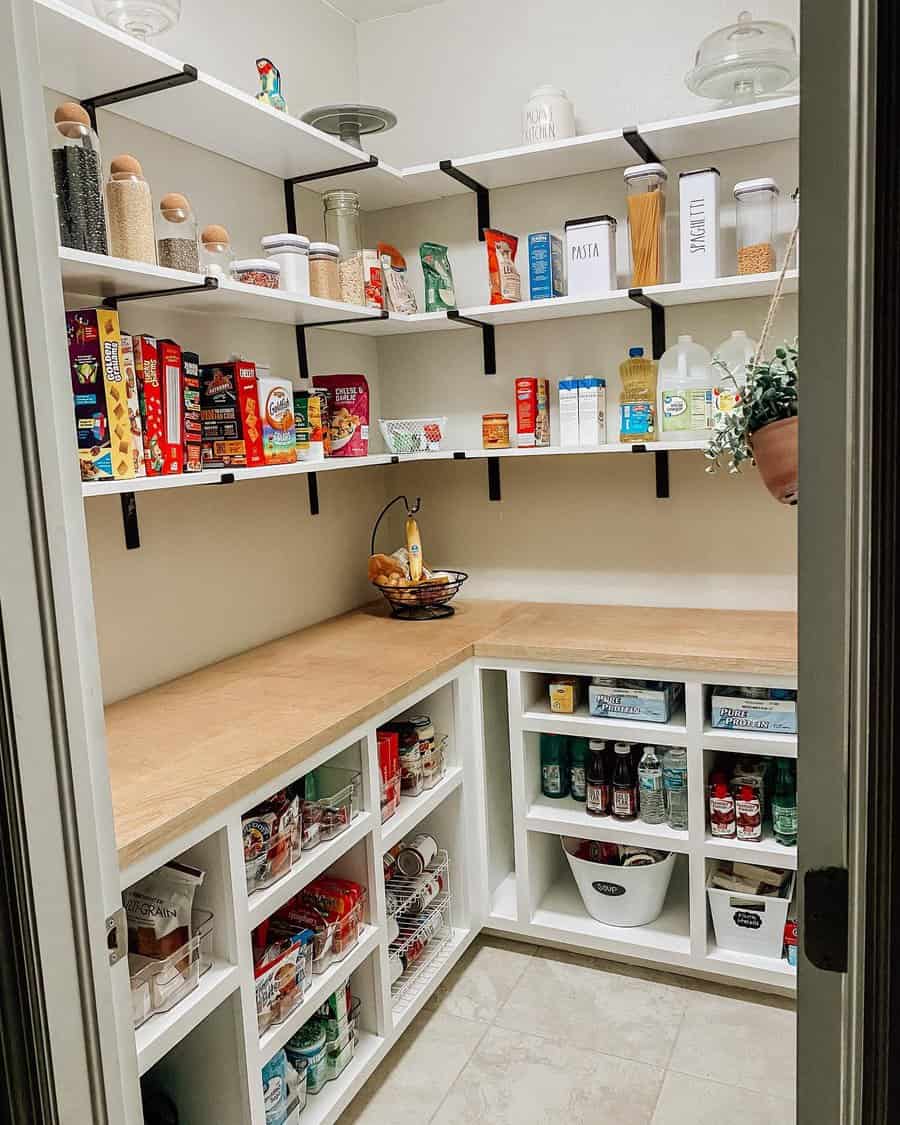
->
xmin=106 ymin=600 xmax=796 ymax=871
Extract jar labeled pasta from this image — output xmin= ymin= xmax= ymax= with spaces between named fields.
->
xmin=323 ymin=190 xmax=364 ymax=305
xmin=734 ymin=178 xmax=779 ymax=275
xmin=309 ymin=242 xmax=341 ymax=301
xmin=624 ymin=163 xmax=667 ymax=287
xmin=106 ymin=154 xmax=156 ymax=264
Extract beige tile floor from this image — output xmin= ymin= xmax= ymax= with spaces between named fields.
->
xmin=338 ymin=937 xmax=796 ymax=1125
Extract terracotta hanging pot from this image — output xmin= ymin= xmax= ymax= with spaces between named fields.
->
xmin=750 ymin=416 xmax=798 ymax=505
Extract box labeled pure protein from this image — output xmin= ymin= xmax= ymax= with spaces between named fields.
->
xmin=588 ymin=680 xmax=683 ymax=723
xmin=710 ymin=690 xmax=797 ymax=734
xmin=181 ymin=350 xmax=202 ymax=473
xmin=65 ymin=307 xmax=137 ymax=482
xmin=515 ymin=377 xmax=550 ymax=447
xmin=199 ymin=360 xmax=265 ymax=469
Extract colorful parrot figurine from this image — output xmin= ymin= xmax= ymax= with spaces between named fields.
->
xmin=255 ymin=58 xmax=287 ymax=113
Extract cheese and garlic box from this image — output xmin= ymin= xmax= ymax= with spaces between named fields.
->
xmin=66 ymin=307 xmax=137 ymax=482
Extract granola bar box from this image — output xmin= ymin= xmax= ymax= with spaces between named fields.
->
xmin=65 ymin=307 xmax=137 ymax=482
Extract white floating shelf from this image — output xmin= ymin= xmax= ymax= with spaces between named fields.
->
xmin=36 ymin=0 xmax=798 ymax=210
xmin=703 ymin=723 xmax=798 ymax=759
xmin=526 ymin=793 xmax=691 ymax=853
xmin=380 ymin=766 xmax=463 ymax=852
xmin=135 ymin=959 xmax=240 ymax=1076
xmin=521 ymin=698 xmax=689 ymax=747
xmin=257 ymin=925 xmax=381 ymax=1066
xmin=703 ymin=829 xmax=797 ymax=870
xmin=247 ymin=813 xmax=375 ymax=931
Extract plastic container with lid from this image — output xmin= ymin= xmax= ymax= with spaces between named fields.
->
xmin=619 ymin=346 xmax=658 ymax=443
xmin=658 ymin=334 xmax=715 ymax=441
xmin=199 ymin=224 xmax=234 ymax=279
xmin=685 ymin=10 xmax=799 ymax=103
xmin=309 ymin=242 xmax=341 ymax=301
xmin=156 ymin=192 xmax=199 ymax=273
xmin=624 ymin=164 xmax=667 ymax=287
xmin=712 ymin=329 xmax=758 ymax=417
xmin=51 ymin=101 xmax=108 ymax=255
xmin=262 ymin=233 xmax=310 ymax=295
xmin=734 ymin=178 xmax=779 ymax=275
xmin=106 ymin=154 xmax=156 ymax=264
xmin=231 ymin=258 xmax=280 ymax=289
xmin=323 ymin=190 xmax=364 ymax=305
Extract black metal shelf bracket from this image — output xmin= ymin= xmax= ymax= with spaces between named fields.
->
xmin=627 ymin=287 xmax=670 ymax=500
xmin=121 ymin=492 xmax=140 ymax=550
xmin=83 ymin=64 xmax=198 ymax=132
xmin=102 ymin=276 xmax=218 ymax=311
xmin=284 ymin=157 xmax=379 ymax=231
xmin=439 ymin=161 xmax=491 ymax=241
xmin=307 ymin=473 xmax=320 ymax=516
xmin=622 ymin=126 xmax=662 ymax=166
xmin=293 ymin=310 xmax=389 ymax=381
xmin=487 ymin=457 xmax=501 ymax=501
xmin=446 ymin=310 xmax=496 ymax=375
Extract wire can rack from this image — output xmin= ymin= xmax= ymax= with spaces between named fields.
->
xmin=387 ymin=851 xmax=453 ymax=1014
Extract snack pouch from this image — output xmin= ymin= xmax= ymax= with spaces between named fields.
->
xmin=485 ymin=229 xmax=521 ymax=304
xmin=312 ymin=375 xmax=369 ymax=457
xmin=378 ymin=242 xmax=418 ymax=314
xmin=123 ymin=861 xmax=205 ymax=959
xmin=419 ymin=242 xmax=456 ymax=311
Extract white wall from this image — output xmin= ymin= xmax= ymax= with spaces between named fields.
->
xmin=62 ymin=0 xmax=359 ymax=108
xmin=356 ymin=0 xmax=799 ymax=166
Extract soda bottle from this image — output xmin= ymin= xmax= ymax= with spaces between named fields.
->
xmin=540 ymin=734 xmax=569 ymax=799
xmin=772 ymin=759 xmax=797 ymax=846
xmin=612 ymin=743 xmax=638 ymax=821
xmin=586 ymin=740 xmax=610 ymax=816
xmin=569 ymin=738 xmax=589 ymax=803
xmin=637 ymin=746 xmax=666 ymax=824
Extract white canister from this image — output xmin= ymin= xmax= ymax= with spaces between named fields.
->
xmin=261 ymin=233 xmax=310 ymax=295
xmin=522 ymin=85 xmax=576 ymax=145
xmin=564 ymin=215 xmax=617 ymax=296
xmin=678 ymin=167 xmax=720 ymax=283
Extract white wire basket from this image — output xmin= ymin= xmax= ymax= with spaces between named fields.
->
xmin=387 ymin=850 xmax=453 ymax=1014
xmin=379 ymin=417 xmax=447 ymax=455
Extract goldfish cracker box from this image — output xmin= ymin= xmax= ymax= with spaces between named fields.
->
xmin=515 ymin=377 xmax=550 ymax=447
xmin=199 ymin=360 xmax=265 ymax=468
xmin=257 ymin=375 xmax=297 ymax=464
xmin=66 ymin=307 xmax=137 ymax=482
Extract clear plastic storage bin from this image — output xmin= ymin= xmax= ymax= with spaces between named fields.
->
xmin=301 ymin=766 xmax=361 ymax=850
xmin=244 ymin=827 xmax=294 ymax=894
xmin=129 ymin=909 xmax=214 ymax=1028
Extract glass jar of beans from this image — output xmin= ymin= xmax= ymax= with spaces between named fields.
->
xmin=51 ymin=101 xmax=108 ymax=255
xmin=734 ymin=178 xmax=779 ymax=276
xmin=156 ymin=192 xmax=199 ymax=272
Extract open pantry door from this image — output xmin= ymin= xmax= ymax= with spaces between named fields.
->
xmin=0 ymin=0 xmax=140 ymax=1121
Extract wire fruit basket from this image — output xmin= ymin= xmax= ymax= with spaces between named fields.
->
xmin=379 ymin=417 xmax=447 ymax=455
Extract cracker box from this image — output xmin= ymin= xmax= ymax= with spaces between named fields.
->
xmin=133 ymin=335 xmax=165 ymax=475
xmin=65 ymin=308 xmax=137 ymax=482
xmin=199 ymin=360 xmax=265 ymax=468
xmin=181 ymin=350 xmax=202 ymax=473
xmin=118 ymin=333 xmax=145 ymax=477
xmin=588 ymin=679 xmax=683 ymax=723
xmin=157 ymin=339 xmax=184 ymax=475
xmin=257 ymin=375 xmax=297 ymax=464
xmin=515 ymin=377 xmax=550 ymax=447
xmin=710 ymin=688 xmax=797 ymax=734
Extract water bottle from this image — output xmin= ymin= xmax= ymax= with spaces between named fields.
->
xmin=638 ymin=746 xmax=666 ymax=824
xmin=664 ymin=746 xmax=689 ymax=829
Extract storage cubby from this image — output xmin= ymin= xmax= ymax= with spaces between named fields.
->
xmin=703 ymin=858 xmax=797 ymax=980
xmin=480 ymin=669 xmax=517 ymax=922
xmin=701 ymin=749 xmax=797 ymax=869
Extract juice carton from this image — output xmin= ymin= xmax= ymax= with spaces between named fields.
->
xmin=65 ymin=307 xmax=137 ymax=482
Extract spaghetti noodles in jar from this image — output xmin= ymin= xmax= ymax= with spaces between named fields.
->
xmin=624 ymin=163 xmax=667 ymax=287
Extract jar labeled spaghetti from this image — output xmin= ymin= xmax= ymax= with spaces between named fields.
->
xmin=624 ymin=163 xmax=667 ymax=287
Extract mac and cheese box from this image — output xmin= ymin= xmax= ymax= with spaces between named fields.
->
xmin=65 ymin=307 xmax=137 ymax=482
xmin=199 ymin=360 xmax=265 ymax=468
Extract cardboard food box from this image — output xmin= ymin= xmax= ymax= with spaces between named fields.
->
xmin=157 ymin=339 xmax=184 ymax=475
xmin=257 ymin=375 xmax=297 ymax=465
xmin=118 ymin=334 xmax=145 ymax=477
xmin=710 ymin=689 xmax=797 ymax=734
xmin=133 ymin=335 xmax=165 ymax=475
xmin=199 ymin=360 xmax=265 ymax=469
xmin=549 ymin=676 xmax=580 ymax=713
xmin=515 ymin=377 xmax=550 ymax=447
xmin=181 ymin=350 xmax=202 ymax=473
xmin=65 ymin=307 xmax=137 ymax=482
xmin=588 ymin=679 xmax=683 ymax=723
xmin=528 ymin=232 xmax=565 ymax=299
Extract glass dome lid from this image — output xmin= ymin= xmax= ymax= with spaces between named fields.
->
xmin=685 ymin=10 xmax=799 ymax=103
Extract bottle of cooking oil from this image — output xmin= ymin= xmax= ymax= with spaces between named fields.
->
xmin=619 ymin=346 xmax=657 ymax=443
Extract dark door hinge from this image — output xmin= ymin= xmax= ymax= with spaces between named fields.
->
xmin=804 ymin=866 xmax=849 ymax=973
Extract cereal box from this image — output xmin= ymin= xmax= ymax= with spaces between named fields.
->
xmin=181 ymin=350 xmax=202 ymax=473
xmin=515 ymin=377 xmax=550 ymax=447
xmin=65 ymin=307 xmax=137 ymax=482
xmin=133 ymin=335 xmax=165 ymax=475
xmin=199 ymin=360 xmax=265 ymax=468
xmin=257 ymin=375 xmax=297 ymax=464
xmin=157 ymin=339 xmax=184 ymax=475
xmin=119 ymin=333 xmax=145 ymax=477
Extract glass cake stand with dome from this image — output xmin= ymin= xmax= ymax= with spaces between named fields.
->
xmin=685 ymin=10 xmax=799 ymax=104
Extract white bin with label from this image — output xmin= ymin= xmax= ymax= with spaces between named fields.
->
xmin=707 ymin=867 xmax=794 ymax=958
xmin=562 ymin=837 xmax=676 ymax=927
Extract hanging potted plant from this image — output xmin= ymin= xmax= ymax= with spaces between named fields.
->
xmin=706 ymin=340 xmax=798 ymax=504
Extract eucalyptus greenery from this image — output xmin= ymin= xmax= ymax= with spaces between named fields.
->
xmin=705 ymin=340 xmax=798 ymax=474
